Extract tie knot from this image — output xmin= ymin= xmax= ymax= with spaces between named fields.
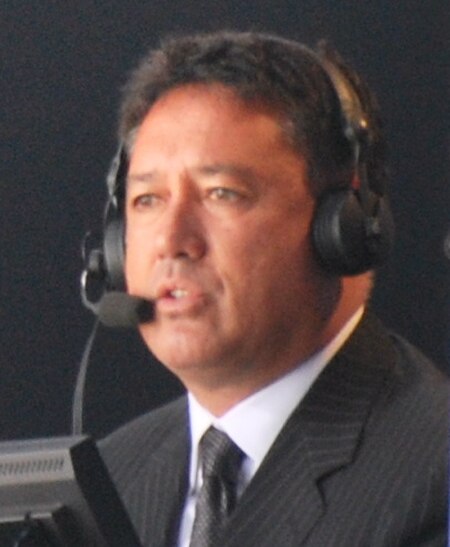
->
xmin=200 ymin=427 xmax=243 ymax=481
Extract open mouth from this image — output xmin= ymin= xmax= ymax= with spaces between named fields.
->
xmin=168 ymin=289 xmax=188 ymax=299
xmin=154 ymin=283 xmax=207 ymax=316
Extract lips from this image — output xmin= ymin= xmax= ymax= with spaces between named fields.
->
xmin=154 ymin=280 xmax=207 ymax=316
xmin=168 ymin=288 xmax=188 ymax=299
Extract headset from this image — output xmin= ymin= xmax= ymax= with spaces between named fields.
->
xmin=81 ymin=48 xmax=395 ymax=321
xmin=80 ymin=145 xmax=129 ymax=321
xmin=311 ymin=56 xmax=394 ymax=275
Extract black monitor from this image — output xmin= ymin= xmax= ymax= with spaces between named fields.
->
xmin=0 ymin=435 xmax=141 ymax=546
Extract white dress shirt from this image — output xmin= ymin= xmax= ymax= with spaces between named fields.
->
xmin=178 ymin=307 xmax=364 ymax=547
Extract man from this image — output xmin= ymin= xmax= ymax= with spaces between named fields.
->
xmin=98 ymin=31 xmax=448 ymax=546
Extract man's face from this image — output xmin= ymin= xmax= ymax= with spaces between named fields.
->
xmin=125 ymin=84 xmax=337 ymax=396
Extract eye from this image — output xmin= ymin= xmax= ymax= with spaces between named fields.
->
xmin=208 ymin=187 xmax=241 ymax=202
xmin=130 ymin=193 xmax=161 ymax=209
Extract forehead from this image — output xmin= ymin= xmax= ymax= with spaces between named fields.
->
xmin=145 ymin=81 xmax=283 ymax=121
xmin=128 ymin=83 xmax=297 ymax=167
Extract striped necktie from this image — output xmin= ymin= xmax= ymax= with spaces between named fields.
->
xmin=189 ymin=427 xmax=244 ymax=547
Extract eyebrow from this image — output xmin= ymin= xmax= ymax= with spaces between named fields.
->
xmin=197 ymin=163 xmax=258 ymax=182
xmin=127 ymin=172 xmax=158 ymax=185
xmin=127 ymin=163 xmax=259 ymax=186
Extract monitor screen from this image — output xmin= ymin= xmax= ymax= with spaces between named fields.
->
xmin=0 ymin=435 xmax=141 ymax=546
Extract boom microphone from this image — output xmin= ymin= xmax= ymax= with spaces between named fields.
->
xmin=80 ymin=262 xmax=154 ymax=328
xmin=94 ymin=292 xmax=154 ymax=328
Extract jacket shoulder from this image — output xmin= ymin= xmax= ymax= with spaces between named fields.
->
xmin=98 ymin=395 xmax=188 ymax=478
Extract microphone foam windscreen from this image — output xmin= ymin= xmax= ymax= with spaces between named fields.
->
xmin=97 ymin=292 xmax=154 ymax=327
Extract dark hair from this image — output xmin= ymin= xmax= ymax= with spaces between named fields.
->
xmin=118 ymin=31 xmax=387 ymax=196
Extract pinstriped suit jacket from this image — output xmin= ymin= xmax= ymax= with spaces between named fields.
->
xmin=99 ymin=314 xmax=448 ymax=546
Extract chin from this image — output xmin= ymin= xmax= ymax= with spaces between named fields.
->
xmin=142 ymin=328 xmax=214 ymax=370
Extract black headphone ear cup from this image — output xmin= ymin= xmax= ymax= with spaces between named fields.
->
xmin=312 ymin=188 xmax=394 ymax=276
xmin=103 ymin=218 xmax=126 ymax=290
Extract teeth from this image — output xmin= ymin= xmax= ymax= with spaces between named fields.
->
xmin=170 ymin=289 xmax=188 ymax=299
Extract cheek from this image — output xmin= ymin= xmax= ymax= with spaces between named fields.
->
xmin=217 ymin=221 xmax=306 ymax=304
xmin=124 ymin=228 xmax=151 ymax=290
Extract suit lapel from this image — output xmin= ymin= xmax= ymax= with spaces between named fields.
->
xmin=117 ymin=400 xmax=190 ymax=547
xmin=222 ymin=312 xmax=395 ymax=546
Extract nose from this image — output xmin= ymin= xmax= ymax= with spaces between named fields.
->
xmin=154 ymin=193 xmax=207 ymax=261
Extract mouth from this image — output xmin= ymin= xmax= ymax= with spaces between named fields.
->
xmin=155 ymin=283 xmax=206 ymax=316
xmin=168 ymin=288 xmax=189 ymax=299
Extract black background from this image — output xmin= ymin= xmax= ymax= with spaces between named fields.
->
xmin=0 ymin=1 xmax=448 ymax=441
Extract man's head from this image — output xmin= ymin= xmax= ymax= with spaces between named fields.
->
xmin=119 ymin=31 xmax=387 ymax=198
xmin=115 ymin=31 xmax=389 ymax=413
